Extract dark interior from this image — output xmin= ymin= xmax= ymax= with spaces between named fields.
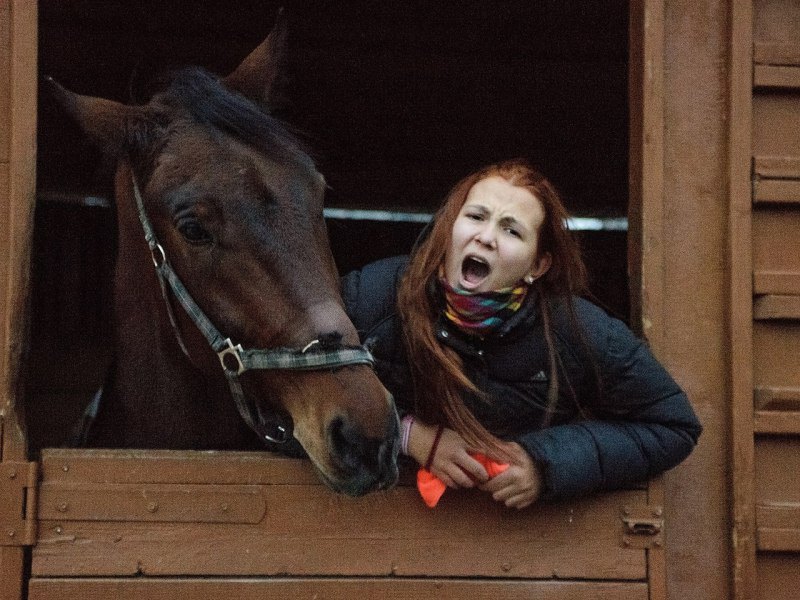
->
xmin=29 ymin=1 xmax=629 ymax=451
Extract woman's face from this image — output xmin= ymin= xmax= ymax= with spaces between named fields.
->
xmin=444 ymin=176 xmax=551 ymax=293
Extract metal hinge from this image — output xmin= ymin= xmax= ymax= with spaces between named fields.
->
xmin=621 ymin=504 xmax=664 ymax=549
xmin=0 ymin=461 xmax=39 ymax=546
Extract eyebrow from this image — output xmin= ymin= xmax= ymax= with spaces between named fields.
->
xmin=464 ymin=203 xmax=530 ymax=232
xmin=499 ymin=215 xmax=528 ymax=232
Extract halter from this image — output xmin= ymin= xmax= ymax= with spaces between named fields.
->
xmin=131 ymin=175 xmax=376 ymax=444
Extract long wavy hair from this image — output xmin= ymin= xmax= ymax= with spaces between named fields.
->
xmin=397 ymin=159 xmax=588 ymax=459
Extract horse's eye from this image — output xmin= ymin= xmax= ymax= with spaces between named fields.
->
xmin=177 ymin=220 xmax=213 ymax=245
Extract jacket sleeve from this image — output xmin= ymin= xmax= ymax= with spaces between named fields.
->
xmin=340 ymin=255 xmax=409 ymax=336
xmin=517 ymin=301 xmax=702 ymax=501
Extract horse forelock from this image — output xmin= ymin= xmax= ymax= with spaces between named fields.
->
xmin=149 ymin=67 xmax=315 ymax=172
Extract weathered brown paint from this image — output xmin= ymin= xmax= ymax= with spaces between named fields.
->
xmin=28 ymin=579 xmax=649 ymax=600
xmin=32 ymin=450 xmax=649 ymax=580
xmin=3 ymin=1 xmax=800 ymax=598
xmin=1 ymin=3 xmax=37 ymax=600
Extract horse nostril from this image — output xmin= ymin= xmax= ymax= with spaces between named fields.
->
xmin=328 ymin=415 xmax=372 ymax=472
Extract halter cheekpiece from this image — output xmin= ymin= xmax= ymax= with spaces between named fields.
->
xmin=131 ymin=175 xmax=376 ymax=444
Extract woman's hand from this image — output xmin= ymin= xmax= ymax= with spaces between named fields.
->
xmin=479 ymin=442 xmax=543 ymax=509
xmin=407 ymin=421 xmax=489 ymax=489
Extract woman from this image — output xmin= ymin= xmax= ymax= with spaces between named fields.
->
xmin=342 ymin=159 xmax=701 ymax=508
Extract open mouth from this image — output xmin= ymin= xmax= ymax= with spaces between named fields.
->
xmin=461 ymin=255 xmax=491 ymax=289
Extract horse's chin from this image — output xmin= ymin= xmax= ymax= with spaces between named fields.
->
xmin=305 ymin=452 xmax=399 ymax=497
xmin=298 ymin=452 xmax=399 ymax=497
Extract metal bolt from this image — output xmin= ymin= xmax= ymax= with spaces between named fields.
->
xmin=62 ymin=464 xmax=69 ymax=472
xmin=147 ymin=502 xmax=158 ymax=513
xmin=501 ymin=563 xmax=511 ymax=572
xmin=8 ymin=530 xmax=16 ymax=538
xmin=623 ymin=539 xmax=631 ymax=547
xmin=57 ymin=502 xmax=69 ymax=513
xmin=622 ymin=506 xmax=631 ymax=516
xmin=8 ymin=469 xmax=17 ymax=479
xmin=653 ymin=508 xmax=663 ymax=517
xmin=654 ymin=540 xmax=662 ymax=547
xmin=220 ymin=503 xmax=229 ymax=513
xmin=55 ymin=527 xmax=63 ymax=534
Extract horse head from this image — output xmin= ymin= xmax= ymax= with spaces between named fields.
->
xmin=49 ymin=13 xmax=399 ymax=496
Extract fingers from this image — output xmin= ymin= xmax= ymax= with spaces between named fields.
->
xmin=503 ymin=491 xmax=537 ymax=510
xmin=479 ymin=463 xmax=542 ymax=509
xmin=428 ymin=428 xmax=488 ymax=488
xmin=433 ymin=452 xmax=489 ymax=488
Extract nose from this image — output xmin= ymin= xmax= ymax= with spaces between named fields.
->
xmin=328 ymin=412 xmax=399 ymax=495
xmin=475 ymin=224 xmax=497 ymax=248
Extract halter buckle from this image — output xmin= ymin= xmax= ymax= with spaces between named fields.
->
xmin=218 ymin=338 xmax=246 ymax=375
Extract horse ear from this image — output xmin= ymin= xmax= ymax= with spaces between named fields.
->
xmin=223 ymin=8 xmax=288 ymax=108
xmin=46 ymin=77 xmax=149 ymax=157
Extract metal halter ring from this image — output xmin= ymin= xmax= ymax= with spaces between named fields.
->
xmin=217 ymin=338 xmax=246 ymax=376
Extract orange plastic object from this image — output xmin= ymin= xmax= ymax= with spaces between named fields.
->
xmin=416 ymin=453 xmax=509 ymax=508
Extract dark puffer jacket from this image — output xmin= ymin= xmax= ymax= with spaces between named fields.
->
xmin=341 ymin=255 xmax=702 ymax=501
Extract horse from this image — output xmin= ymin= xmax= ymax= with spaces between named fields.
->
xmin=48 ymin=13 xmax=399 ymax=496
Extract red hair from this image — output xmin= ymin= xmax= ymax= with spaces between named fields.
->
xmin=397 ymin=159 xmax=588 ymax=458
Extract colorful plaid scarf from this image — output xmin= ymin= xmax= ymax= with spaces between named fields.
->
xmin=440 ymin=277 xmax=528 ymax=336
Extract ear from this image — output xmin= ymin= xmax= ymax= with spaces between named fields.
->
xmin=223 ymin=8 xmax=288 ymax=108
xmin=528 ymin=252 xmax=552 ymax=282
xmin=46 ymin=77 xmax=149 ymax=157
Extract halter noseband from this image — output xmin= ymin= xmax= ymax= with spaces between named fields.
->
xmin=131 ymin=175 xmax=376 ymax=444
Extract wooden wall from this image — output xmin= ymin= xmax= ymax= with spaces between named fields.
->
xmin=0 ymin=3 xmax=38 ymax=600
xmin=730 ymin=1 xmax=800 ymax=598
xmin=632 ymin=0 xmax=731 ymax=598
xmin=8 ymin=0 xmax=791 ymax=598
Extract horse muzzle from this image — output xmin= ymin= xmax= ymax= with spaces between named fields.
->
xmin=323 ymin=409 xmax=400 ymax=496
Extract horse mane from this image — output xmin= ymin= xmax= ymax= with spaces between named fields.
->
xmin=137 ymin=66 xmax=314 ymax=169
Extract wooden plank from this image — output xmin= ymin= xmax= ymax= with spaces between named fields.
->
xmin=2 ymin=0 xmax=36 ymax=462
xmin=1 ymin=4 xmax=38 ymax=600
xmin=753 ymin=271 xmax=800 ymax=295
xmin=627 ymin=0 xmax=665 ymax=345
xmin=645 ymin=477 xmax=666 ymax=600
xmin=28 ymin=578 xmax=649 ymax=600
xmin=33 ymin=485 xmax=647 ymax=579
xmin=38 ymin=482 xmax=266 ymax=524
xmin=729 ymin=3 xmax=756 ymax=599
xmin=754 ymin=155 xmax=800 ymax=179
xmin=754 ymin=295 xmax=800 ymax=320
xmin=756 ymin=503 xmax=800 ymax=551
xmin=755 ymin=437 xmax=800 ymax=504
xmin=756 ymin=554 xmax=800 ymax=600
xmin=754 ymin=42 xmax=800 ymax=66
xmin=753 ymin=95 xmax=800 ymax=156
xmin=755 ymin=385 xmax=800 ymax=410
xmin=753 ymin=179 xmax=800 ymax=204
xmin=0 ymin=548 xmax=24 ymax=600
xmin=40 ymin=449 xmax=322 ymax=485
xmin=753 ymin=211 xmax=800 ymax=283
xmin=754 ymin=64 xmax=800 ymax=89
xmin=0 ymin=1 xmax=9 ymax=163
xmin=753 ymin=322 xmax=800 ymax=389
xmin=754 ymin=411 xmax=800 ymax=434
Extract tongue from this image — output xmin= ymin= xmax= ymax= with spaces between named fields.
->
xmin=463 ymin=259 xmax=490 ymax=284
